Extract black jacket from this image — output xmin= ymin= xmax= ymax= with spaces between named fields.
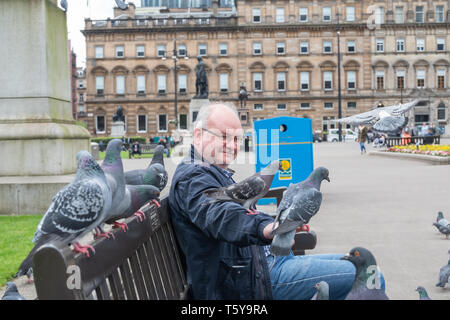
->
xmin=169 ymin=145 xmax=274 ymax=299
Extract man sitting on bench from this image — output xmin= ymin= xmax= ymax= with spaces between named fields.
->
xmin=130 ymin=140 xmax=142 ymax=159
xmin=169 ymin=102 xmax=379 ymax=300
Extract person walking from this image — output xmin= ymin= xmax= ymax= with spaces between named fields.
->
xmin=357 ymin=125 xmax=368 ymax=155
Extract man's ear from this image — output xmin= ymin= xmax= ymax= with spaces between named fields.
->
xmin=193 ymin=128 xmax=202 ymax=145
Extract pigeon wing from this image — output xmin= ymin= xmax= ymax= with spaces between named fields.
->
xmin=372 ymin=116 xmax=408 ymax=134
xmin=333 ymin=109 xmax=380 ymax=126
xmin=203 ymin=175 xmax=266 ymax=204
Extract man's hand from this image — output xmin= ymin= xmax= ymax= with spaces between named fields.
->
xmin=263 ymin=222 xmax=310 ymax=246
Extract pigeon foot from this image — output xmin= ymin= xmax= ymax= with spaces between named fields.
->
xmin=134 ymin=210 xmax=146 ymax=222
xmin=247 ymin=208 xmax=259 ymax=215
xmin=72 ymin=242 xmax=95 ymax=258
xmin=298 ymin=224 xmax=310 ymax=232
xmin=112 ymin=221 xmax=129 ymax=232
xmin=151 ymin=199 xmax=161 ymax=208
xmin=93 ymin=228 xmax=115 ymax=240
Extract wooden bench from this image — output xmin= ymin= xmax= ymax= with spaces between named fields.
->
xmin=32 ymin=188 xmax=317 ymax=300
xmin=386 ymin=135 xmax=441 ymax=148
xmin=128 ymin=143 xmax=159 ymax=158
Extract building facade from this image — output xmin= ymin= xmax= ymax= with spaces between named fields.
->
xmin=80 ymin=0 xmax=450 ymax=138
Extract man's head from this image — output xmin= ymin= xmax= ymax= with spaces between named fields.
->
xmin=193 ymin=102 xmax=243 ymax=169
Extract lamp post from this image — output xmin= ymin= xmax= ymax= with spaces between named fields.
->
xmin=172 ymin=39 xmax=178 ymax=130
xmin=337 ymin=11 xmax=343 ymax=142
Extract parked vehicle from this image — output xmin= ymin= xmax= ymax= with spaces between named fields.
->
xmin=327 ymin=129 xmax=357 ymax=142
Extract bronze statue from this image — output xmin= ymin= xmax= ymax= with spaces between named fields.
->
xmin=113 ymin=106 xmax=125 ymax=122
xmin=194 ymin=56 xmax=208 ymax=99
xmin=239 ymin=84 xmax=250 ymax=108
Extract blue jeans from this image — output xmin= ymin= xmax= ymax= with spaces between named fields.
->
xmin=267 ymin=252 xmax=386 ymax=300
xmin=360 ymin=142 xmax=366 ymax=153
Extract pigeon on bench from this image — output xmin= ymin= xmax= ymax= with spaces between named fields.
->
xmin=436 ymin=250 xmax=450 ymax=288
xmin=415 ymin=286 xmax=432 ymax=300
xmin=2 ymin=282 xmax=25 ymax=300
xmin=203 ymin=160 xmax=281 ymax=215
xmin=341 ymin=247 xmax=389 ymax=300
xmin=17 ymin=151 xmax=113 ymax=277
xmin=269 ymin=167 xmax=330 ymax=256
xmin=311 ymin=281 xmax=330 ymax=300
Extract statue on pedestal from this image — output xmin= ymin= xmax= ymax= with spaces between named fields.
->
xmin=239 ymin=84 xmax=250 ymax=108
xmin=194 ymin=56 xmax=208 ymax=99
xmin=113 ymin=106 xmax=125 ymax=122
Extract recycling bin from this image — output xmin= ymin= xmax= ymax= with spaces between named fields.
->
xmin=253 ymin=117 xmax=314 ymax=205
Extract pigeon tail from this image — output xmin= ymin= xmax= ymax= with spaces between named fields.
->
xmin=269 ymin=231 xmax=295 ymax=256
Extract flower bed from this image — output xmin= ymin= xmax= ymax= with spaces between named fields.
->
xmin=387 ymin=145 xmax=450 ymax=157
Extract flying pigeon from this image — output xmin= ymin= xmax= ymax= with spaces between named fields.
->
xmin=60 ymin=0 xmax=68 ymax=12
xmin=311 ymin=281 xmax=329 ymax=300
xmin=203 ymin=160 xmax=282 ymax=215
xmin=270 ymin=167 xmax=330 ymax=256
xmin=432 ymin=218 xmax=450 ymax=239
xmin=115 ymin=0 xmax=128 ymax=10
xmin=17 ymin=151 xmax=112 ymax=277
xmin=415 ymin=286 xmax=432 ymax=300
xmin=340 ymin=247 xmax=389 ymax=300
xmin=333 ymin=99 xmax=419 ymax=135
xmin=436 ymin=250 xmax=450 ymax=288
xmin=2 ymin=282 xmax=25 ymax=300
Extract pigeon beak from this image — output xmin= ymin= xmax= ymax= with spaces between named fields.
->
xmin=340 ymin=253 xmax=350 ymax=261
xmin=325 ymin=176 xmax=330 ymax=182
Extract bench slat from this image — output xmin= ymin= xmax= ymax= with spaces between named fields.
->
xmin=129 ymin=252 xmax=149 ymax=300
xmin=108 ymin=269 xmax=126 ymax=300
xmin=136 ymin=245 xmax=159 ymax=300
xmin=96 ymin=280 xmax=111 ymax=300
xmin=160 ymin=224 xmax=184 ymax=296
xmin=149 ymin=230 xmax=176 ymax=299
xmin=142 ymin=238 xmax=169 ymax=300
xmin=119 ymin=260 xmax=138 ymax=300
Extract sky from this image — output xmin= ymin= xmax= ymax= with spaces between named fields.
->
xmin=66 ymin=0 xmax=117 ymax=68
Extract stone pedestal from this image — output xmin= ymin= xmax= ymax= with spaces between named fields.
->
xmin=111 ymin=121 xmax=126 ymax=137
xmin=189 ymin=98 xmax=210 ymax=130
xmin=0 ymin=0 xmax=91 ymax=214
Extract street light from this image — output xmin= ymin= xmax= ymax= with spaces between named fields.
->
xmin=337 ymin=11 xmax=343 ymax=142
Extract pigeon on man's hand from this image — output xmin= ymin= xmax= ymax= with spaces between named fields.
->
xmin=340 ymin=247 xmax=389 ymax=300
xmin=203 ymin=160 xmax=282 ymax=215
xmin=311 ymin=281 xmax=329 ymax=300
xmin=415 ymin=286 xmax=432 ymax=300
xmin=17 ymin=151 xmax=112 ymax=277
xmin=269 ymin=167 xmax=330 ymax=256
xmin=2 ymin=282 xmax=25 ymax=300
xmin=436 ymin=250 xmax=450 ymax=288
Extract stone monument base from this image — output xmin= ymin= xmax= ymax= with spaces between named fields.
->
xmin=111 ymin=121 xmax=126 ymax=137
xmin=189 ymin=98 xmax=210 ymax=131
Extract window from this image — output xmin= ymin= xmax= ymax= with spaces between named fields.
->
xmin=253 ymin=72 xmax=262 ymax=91
xmin=96 ymin=76 xmax=104 ymax=94
xmin=116 ymin=45 xmax=124 ymax=58
xmin=323 ymin=40 xmax=332 ymax=53
xmin=96 ymin=115 xmax=105 ymax=133
xmin=416 ymin=38 xmax=425 ymax=52
xmin=300 ymin=72 xmax=309 ymax=90
xmin=300 ymin=102 xmax=311 ymax=109
xmin=438 ymin=103 xmax=446 ymax=120
xmin=417 ymin=70 xmax=426 ymax=88
xmin=116 ymin=75 xmax=125 ymax=94
xmin=198 ymin=44 xmax=207 ymax=56
xmin=219 ymin=73 xmax=229 ymax=92
xmin=375 ymin=7 xmax=384 ymax=24
xmin=276 ymin=8 xmax=285 ymax=23
xmin=416 ymin=6 xmax=424 ymax=23
xmin=178 ymin=74 xmax=187 ymax=93
xmin=137 ymin=115 xmax=147 ymax=132
xmin=300 ymin=8 xmax=308 ymax=22
xmin=157 ymin=44 xmax=166 ymax=57
xmin=396 ymin=38 xmax=405 ymax=52
xmin=437 ymin=70 xmax=446 ymax=89
xmin=324 ymin=102 xmax=333 ymax=109
xmin=436 ymin=5 xmax=445 ymax=22
xmin=376 ymin=70 xmax=385 ymax=90
xmin=252 ymin=8 xmax=261 ymax=23
xmin=276 ymin=42 xmax=285 ymax=55
xmin=253 ymin=42 xmax=262 ymax=55
xmin=323 ymin=7 xmax=331 ymax=21
xmin=395 ymin=6 xmax=404 ymax=23
xmin=323 ymin=71 xmax=333 ymax=90
xmin=437 ymin=38 xmax=445 ymax=51
xmin=397 ymin=70 xmax=405 ymax=89
xmin=178 ymin=44 xmax=187 ymax=56
xmin=79 ymin=93 xmax=84 ymax=102
xmin=254 ymin=103 xmax=263 ymax=110
xmin=277 ymin=72 xmax=286 ymax=91
xmin=346 ymin=6 xmax=355 ymax=22
xmin=179 ymin=114 xmax=188 ymax=130
xmin=347 ymin=40 xmax=355 ymax=53
xmin=95 ymin=46 xmax=104 ymax=59
xmin=277 ymin=103 xmax=287 ymax=110
xmin=300 ymin=41 xmax=309 ymax=54
xmin=136 ymin=45 xmax=145 ymax=57
xmin=137 ymin=75 xmax=146 ymax=94
xmin=158 ymin=114 xmax=167 ymax=132
xmin=347 ymin=101 xmax=357 ymax=109
xmin=347 ymin=71 xmax=356 ymax=89
xmin=376 ymin=39 xmax=384 ymax=52
xmin=157 ymin=74 xmax=166 ymax=93
xmin=219 ymin=43 xmax=228 ymax=56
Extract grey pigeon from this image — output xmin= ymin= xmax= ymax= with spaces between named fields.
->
xmin=17 ymin=151 xmax=112 ymax=277
xmin=2 ymin=282 xmax=25 ymax=300
xmin=311 ymin=281 xmax=329 ymax=300
xmin=437 ymin=211 xmax=445 ymax=222
xmin=436 ymin=250 xmax=450 ymax=288
xmin=340 ymin=247 xmax=389 ymax=300
xmin=203 ymin=160 xmax=281 ymax=214
xmin=415 ymin=286 xmax=431 ymax=300
xmin=270 ymin=167 xmax=330 ymax=256
xmin=432 ymin=217 xmax=450 ymax=239
xmin=60 ymin=0 xmax=67 ymax=12
xmin=115 ymin=0 xmax=128 ymax=10
xmin=124 ymin=145 xmax=168 ymax=193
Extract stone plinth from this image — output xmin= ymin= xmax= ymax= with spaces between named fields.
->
xmin=189 ymin=98 xmax=210 ymax=130
xmin=111 ymin=121 xmax=126 ymax=137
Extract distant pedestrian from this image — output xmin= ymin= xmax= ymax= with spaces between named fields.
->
xmin=357 ymin=125 xmax=368 ymax=155
xmin=342 ymin=129 xmax=346 ymax=142
xmin=99 ymin=140 xmax=105 ymax=152
xmin=130 ymin=140 xmax=142 ymax=159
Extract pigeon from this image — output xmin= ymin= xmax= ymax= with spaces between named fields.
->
xmin=124 ymin=145 xmax=168 ymax=195
xmin=415 ymin=286 xmax=432 ymax=300
xmin=2 ymin=282 xmax=25 ymax=300
xmin=202 ymin=160 xmax=282 ymax=215
xmin=17 ymin=151 xmax=112 ymax=277
xmin=60 ymin=0 xmax=67 ymax=12
xmin=432 ymin=218 xmax=450 ymax=239
xmin=269 ymin=167 xmax=330 ymax=256
xmin=311 ymin=281 xmax=329 ymax=300
xmin=436 ymin=250 xmax=450 ymax=288
xmin=333 ymin=99 xmax=419 ymax=135
xmin=437 ymin=211 xmax=445 ymax=222
xmin=340 ymin=247 xmax=389 ymax=300
xmin=115 ymin=0 xmax=128 ymax=10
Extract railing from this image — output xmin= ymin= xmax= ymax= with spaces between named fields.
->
xmin=386 ymin=135 xmax=441 ymax=148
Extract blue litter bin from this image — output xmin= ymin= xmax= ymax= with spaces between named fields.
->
xmin=254 ymin=117 xmax=314 ymax=205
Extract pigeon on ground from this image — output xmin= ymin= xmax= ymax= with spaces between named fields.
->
xmin=17 ymin=151 xmax=112 ymax=277
xmin=436 ymin=250 xmax=450 ymax=288
xmin=269 ymin=167 xmax=330 ymax=256
xmin=2 ymin=282 xmax=25 ymax=300
xmin=60 ymin=0 xmax=67 ymax=12
xmin=432 ymin=218 xmax=450 ymax=239
xmin=124 ymin=145 xmax=168 ymax=196
xmin=203 ymin=160 xmax=282 ymax=215
xmin=436 ymin=211 xmax=444 ymax=222
xmin=115 ymin=0 xmax=128 ymax=10
xmin=340 ymin=247 xmax=389 ymax=300
xmin=415 ymin=286 xmax=432 ymax=300
xmin=311 ymin=281 xmax=329 ymax=300
xmin=333 ymin=99 xmax=419 ymax=135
